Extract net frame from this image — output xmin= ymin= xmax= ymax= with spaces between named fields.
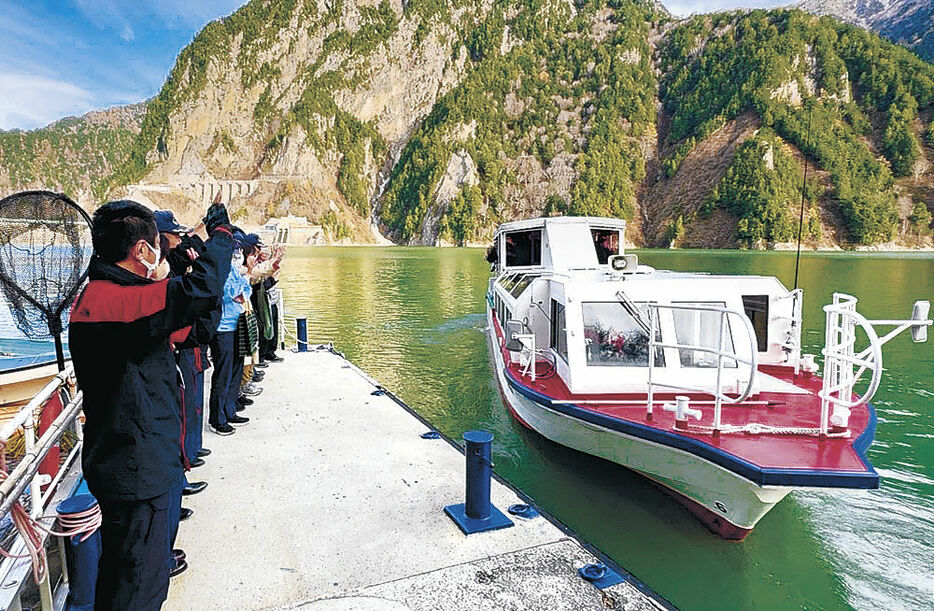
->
xmin=0 ymin=191 xmax=93 ymax=370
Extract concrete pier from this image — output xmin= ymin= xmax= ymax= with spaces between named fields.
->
xmin=166 ymin=348 xmax=666 ymax=610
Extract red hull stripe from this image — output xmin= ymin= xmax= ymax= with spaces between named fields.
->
xmin=71 ymin=280 xmax=168 ymax=323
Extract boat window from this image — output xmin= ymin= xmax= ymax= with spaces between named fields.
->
xmin=510 ymin=273 xmax=540 ymax=298
xmin=742 ymin=295 xmax=769 ymax=352
xmin=550 ymin=300 xmax=568 ymax=362
xmin=672 ymin=303 xmax=737 ymax=368
xmin=504 ymin=230 xmax=542 ymax=267
xmin=497 ymin=272 xmax=520 ymax=291
xmin=591 ymin=229 xmax=620 ymax=264
xmin=582 ymin=302 xmax=664 ymax=367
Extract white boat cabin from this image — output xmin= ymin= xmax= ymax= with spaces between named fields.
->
xmin=487 ymin=217 xmax=803 ymax=396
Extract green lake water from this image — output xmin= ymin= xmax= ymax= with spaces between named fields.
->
xmin=277 ymin=247 xmax=933 ymax=610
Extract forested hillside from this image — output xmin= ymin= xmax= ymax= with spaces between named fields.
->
xmin=0 ymin=105 xmax=145 ymax=202
xmin=650 ymin=9 xmax=934 ymax=247
xmin=0 ymin=0 xmax=932 ymax=248
xmin=798 ymin=0 xmax=934 ymax=63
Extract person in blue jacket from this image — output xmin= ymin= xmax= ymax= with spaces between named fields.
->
xmin=208 ymin=233 xmax=252 ymax=435
xmin=69 ymin=200 xmax=233 ymax=611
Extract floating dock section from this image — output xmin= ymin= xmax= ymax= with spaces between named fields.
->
xmin=166 ymin=348 xmax=667 ymax=610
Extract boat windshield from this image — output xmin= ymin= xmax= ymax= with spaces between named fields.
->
xmin=583 ymin=302 xmax=664 ymax=367
xmin=671 ymin=302 xmax=737 ymax=368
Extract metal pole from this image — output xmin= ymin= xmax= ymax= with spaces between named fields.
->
xmin=713 ymin=311 xmax=725 ymax=431
xmin=647 ymin=308 xmax=655 ymax=420
xmin=296 ymin=317 xmax=308 ymax=352
xmin=443 ymin=431 xmax=513 ymax=534
xmin=464 ymin=431 xmax=494 ymax=520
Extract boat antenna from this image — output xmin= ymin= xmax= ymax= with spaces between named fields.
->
xmin=0 ymin=191 xmax=93 ymax=371
xmin=793 ymin=103 xmax=813 ymax=291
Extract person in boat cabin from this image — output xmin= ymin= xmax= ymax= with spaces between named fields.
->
xmin=207 ymin=229 xmax=252 ymax=436
xmin=68 ymin=200 xmax=234 ymax=611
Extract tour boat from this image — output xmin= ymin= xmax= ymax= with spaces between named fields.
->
xmin=485 ymin=217 xmax=931 ymax=539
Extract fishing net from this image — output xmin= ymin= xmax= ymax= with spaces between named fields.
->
xmin=0 ymin=191 xmax=92 ymax=361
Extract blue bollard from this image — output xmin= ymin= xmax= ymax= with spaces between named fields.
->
xmin=56 ymin=494 xmax=101 ymax=611
xmin=296 ymin=317 xmax=308 ymax=352
xmin=444 ymin=430 xmax=513 ymax=534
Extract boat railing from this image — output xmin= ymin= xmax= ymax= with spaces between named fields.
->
xmin=0 ymin=365 xmax=84 ymax=611
xmin=776 ymin=289 xmax=803 ymax=367
xmin=819 ymin=293 xmax=931 ymax=436
xmin=645 ymin=303 xmax=759 ymax=432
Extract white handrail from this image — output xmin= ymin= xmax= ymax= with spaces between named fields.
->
xmin=0 ymin=366 xmax=74 ymax=443
xmin=818 ymin=293 xmax=931 ymax=435
xmin=647 ymin=303 xmax=759 ymax=431
xmin=0 ymin=367 xmax=83 ymax=611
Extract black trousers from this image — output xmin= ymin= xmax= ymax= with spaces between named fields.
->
xmin=95 ymin=491 xmax=171 ymax=611
xmin=209 ymin=331 xmax=238 ymax=428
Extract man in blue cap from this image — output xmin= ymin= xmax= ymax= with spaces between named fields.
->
xmin=153 ymin=210 xmax=216 ymax=579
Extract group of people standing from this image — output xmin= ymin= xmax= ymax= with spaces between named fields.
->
xmin=68 ymin=199 xmax=285 ymax=610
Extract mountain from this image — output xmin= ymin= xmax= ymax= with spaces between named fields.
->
xmin=0 ymin=104 xmax=146 ymax=203
xmin=2 ymin=0 xmax=933 ymax=248
xmin=798 ymin=0 xmax=934 ymax=62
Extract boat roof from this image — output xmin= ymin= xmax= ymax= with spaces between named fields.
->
xmin=493 ymin=216 xmax=626 ymax=236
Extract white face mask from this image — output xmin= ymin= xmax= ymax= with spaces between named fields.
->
xmin=140 ymin=240 xmax=161 ymax=279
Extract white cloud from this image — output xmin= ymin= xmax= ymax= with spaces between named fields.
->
xmin=0 ymin=74 xmax=96 ymax=131
xmin=120 ymin=24 xmax=135 ymax=42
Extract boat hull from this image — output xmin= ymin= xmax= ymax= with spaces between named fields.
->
xmin=486 ymin=310 xmax=789 ymax=540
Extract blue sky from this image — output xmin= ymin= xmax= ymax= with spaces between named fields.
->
xmin=0 ymin=0 xmax=789 ymax=131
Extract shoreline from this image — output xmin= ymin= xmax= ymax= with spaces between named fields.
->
xmin=277 ymin=242 xmax=934 ymax=254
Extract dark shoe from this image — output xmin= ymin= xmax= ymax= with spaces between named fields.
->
xmin=197 ymin=448 xmax=211 ymax=457
xmin=182 ymin=481 xmax=208 ymax=496
xmin=188 ymin=457 xmax=205 ymax=468
xmin=252 ymin=371 xmax=265 ymax=382
xmin=266 ymin=355 xmax=284 ymax=363
xmin=237 ymin=395 xmax=254 ymax=406
xmin=210 ymin=423 xmax=235 ymax=436
xmin=173 ymin=549 xmax=186 ymax=562
xmin=228 ymin=415 xmax=250 ymax=426
xmin=254 ymin=361 xmax=268 ymax=369
xmin=180 ymin=507 xmax=193 ymax=521
xmin=170 ymin=558 xmax=188 ymax=578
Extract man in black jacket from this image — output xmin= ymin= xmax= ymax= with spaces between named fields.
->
xmin=69 ymin=200 xmax=233 ymax=611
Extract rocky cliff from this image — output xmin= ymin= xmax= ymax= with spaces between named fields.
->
xmin=2 ymin=0 xmax=933 ymax=249
xmin=798 ymin=0 xmax=934 ymax=62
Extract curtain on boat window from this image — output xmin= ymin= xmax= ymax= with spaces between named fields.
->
xmin=671 ymin=303 xmax=737 ymax=368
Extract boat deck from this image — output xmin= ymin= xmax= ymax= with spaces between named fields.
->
xmin=166 ymin=348 xmax=664 ymax=610
xmin=491 ymin=317 xmax=876 ymax=488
